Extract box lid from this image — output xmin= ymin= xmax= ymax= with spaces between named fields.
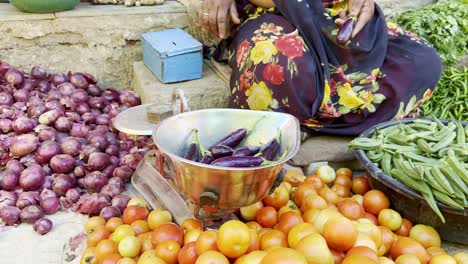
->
xmin=142 ymin=28 xmax=202 ymax=58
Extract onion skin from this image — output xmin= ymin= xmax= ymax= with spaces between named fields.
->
xmin=31 ymin=66 xmax=47 ymax=80
xmin=58 ymin=82 xmax=75 ymax=96
xmin=83 ymin=171 xmax=108 ymax=193
xmin=54 ymin=117 xmax=73 ymax=132
xmin=12 ymin=116 xmax=36 ymax=134
xmin=70 ymin=123 xmax=89 ymax=138
xmin=0 ymin=170 xmax=19 ymax=191
xmin=89 ymin=135 xmax=108 ymax=151
xmin=50 ymin=154 xmax=75 ymax=174
xmin=27 ymin=103 xmax=47 ymax=118
xmin=100 ymin=184 xmax=121 ymax=199
xmin=87 ymin=85 xmax=102 ymax=96
xmin=20 ymin=205 xmax=44 ymax=224
xmin=0 ymin=191 xmax=17 ymax=211
xmin=0 ymin=118 xmax=13 ymax=133
xmin=69 ymin=73 xmax=88 ymax=89
xmin=73 ymin=166 xmax=86 ymax=178
xmin=102 ymin=165 xmax=117 ymax=178
xmin=50 ymin=73 xmax=68 ymax=85
xmin=19 ymin=165 xmax=45 ymax=191
xmin=60 ymin=197 xmax=74 ymax=209
xmin=4 ymin=69 xmax=24 ymax=86
xmin=5 ymin=160 xmax=24 ymax=175
xmin=74 ymin=193 xmax=110 ymax=214
xmin=111 ymin=194 xmax=130 ymax=214
xmin=87 ymin=152 xmax=110 ymax=171
xmin=13 ymin=89 xmax=29 ymax=102
xmin=0 ymin=92 xmax=14 ymax=106
xmin=11 ymin=134 xmax=39 ymax=157
xmin=39 ymin=109 xmax=63 ymax=126
xmin=119 ymin=89 xmax=141 ymax=107
xmin=52 ymin=174 xmax=75 ymax=196
xmin=99 ymin=206 xmax=121 ymax=221
xmin=0 ymin=206 xmax=21 ymax=226
xmin=113 ymin=166 xmax=133 ymax=183
xmin=16 ymin=191 xmax=40 ymax=209
xmin=37 ymin=127 xmax=57 ymax=142
xmin=33 ymin=218 xmax=53 ymax=235
xmin=60 ymin=137 xmax=82 ymax=157
xmin=40 ymin=189 xmax=57 ymax=201
xmin=40 ymin=197 xmax=60 ymax=214
xmin=79 ymin=145 xmax=99 ymax=162
xmin=36 ymin=141 xmax=61 ymax=164
xmin=65 ymin=188 xmax=80 ymax=203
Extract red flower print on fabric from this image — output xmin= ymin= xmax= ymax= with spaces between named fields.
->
xmin=236 ymin=41 xmax=250 ymax=67
xmin=262 ymin=63 xmax=285 ymax=85
xmin=274 ymin=34 xmax=304 ymax=59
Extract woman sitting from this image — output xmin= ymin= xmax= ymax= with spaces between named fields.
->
xmin=199 ymin=0 xmax=442 ymax=136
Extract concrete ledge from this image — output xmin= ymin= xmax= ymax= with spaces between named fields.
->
xmin=0 ymin=3 xmax=55 ymax=22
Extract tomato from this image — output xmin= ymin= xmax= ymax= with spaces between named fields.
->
xmin=123 ymin=205 xmax=149 ymax=225
xmin=294 ymin=234 xmax=333 ymax=264
xmin=87 ymin=225 xmax=111 ymax=247
xmin=337 ymin=199 xmax=365 ymax=220
xmin=323 ymin=217 xmax=357 ymax=251
xmin=390 ymin=237 xmax=429 ymax=264
xmin=195 ymin=230 xmax=218 ymax=255
xmin=331 ymin=249 xmax=345 ymax=264
xmin=235 ymin=250 xmax=267 ymax=264
xmin=118 ymin=236 xmax=141 ymax=258
xmin=246 ymin=229 xmax=260 ymax=253
xmin=127 ymin=197 xmax=148 ymax=208
xmin=319 ymin=187 xmax=341 ymax=205
xmin=106 ymin=217 xmax=123 ymax=232
xmin=331 ymin=184 xmax=351 ymax=198
xmin=258 ymin=228 xmax=272 ymax=238
xmin=280 ymin=182 xmax=293 ymax=194
xmin=117 ymin=257 xmax=137 ymax=264
xmin=284 ymin=170 xmax=306 ymax=187
xmin=246 ymin=221 xmax=262 ymax=233
xmin=278 ymin=201 xmax=301 ymax=218
xmin=178 ymin=242 xmax=198 ymax=264
xmin=362 ymin=190 xmax=389 ymax=215
xmin=377 ymin=209 xmax=402 ymax=231
xmin=80 ymin=247 xmax=98 ymax=264
xmin=300 ymin=194 xmax=328 ymax=212
xmin=333 ymin=175 xmax=352 ymax=188
xmin=395 ymin=218 xmax=413 ymax=237
xmin=429 ymin=255 xmax=457 ymax=264
xmin=316 ymin=165 xmax=336 ymax=184
xmin=277 ymin=211 xmax=303 ymax=235
xmin=351 ymin=195 xmax=364 ymax=206
xmin=140 ymin=236 xmax=154 ymax=254
xmin=86 ymin=216 xmax=106 ymax=234
xmin=256 ymin=206 xmax=278 ymax=228
xmin=184 ymin=229 xmax=203 ymax=245
xmin=260 ymin=230 xmax=288 ymax=250
xmin=260 ymin=247 xmax=307 ymax=264
xmin=379 ymin=226 xmax=396 ymax=256
xmin=378 ymin=257 xmax=395 ymax=264
xmin=302 ymin=208 xmax=320 ymax=224
xmin=240 ymin=201 xmax=264 ymax=221
xmin=351 ymin=177 xmax=370 ymax=195
xmin=154 ymin=240 xmax=180 ymax=264
xmin=336 ymin=168 xmax=352 ymax=179
xmin=356 ymin=220 xmax=383 ymax=249
xmin=453 ymin=252 xmax=468 ymax=264
xmin=353 ymin=233 xmax=378 ymax=253
xmin=137 ymin=250 xmax=166 ymax=264
xmin=216 ymin=220 xmax=251 ymax=258
xmin=342 ymin=255 xmax=378 ymax=264
xmin=181 ymin=218 xmax=203 ymax=234
xmin=313 ymin=208 xmax=342 ymax=233
xmin=409 ymin=224 xmax=441 ymax=248
xmin=426 ymin=247 xmax=446 ymax=257
xmin=294 ymin=183 xmax=318 ymax=207
xmin=287 ymin=222 xmax=316 ymax=248
xmin=112 ymin=224 xmax=135 ymax=244
xmin=345 ymin=246 xmax=378 ymax=262
xmin=101 ymin=254 xmax=122 ymax=264
xmin=264 ymin=186 xmax=289 ymax=210
xmin=363 ymin=212 xmax=378 ymax=225
xmin=152 ymin=223 xmax=184 ymax=246
xmin=195 ymin=251 xmax=229 ymax=264
xmin=131 ymin=220 xmax=150 ymax=236
xmin=395 ymin=254 xmax=421 ymax=264
xmin=304 ymin=176 xmax=325 ymax=191
xmin=96 ymin=239 xmax=119 ymax=262
xmin=147 ymin=209 xmax=172 ymax=230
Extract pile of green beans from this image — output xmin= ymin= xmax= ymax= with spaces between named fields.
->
xmin=350 ymin=119 xmax=468 ymax=223
xmin=421 ymin=67 xmax=468 ymax=121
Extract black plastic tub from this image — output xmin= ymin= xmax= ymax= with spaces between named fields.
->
xmin=353 ymin=118 xmax=467 ymax=245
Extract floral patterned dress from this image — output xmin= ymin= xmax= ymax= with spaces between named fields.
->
xmin=214 ymin=0 xmax=442 ymax=136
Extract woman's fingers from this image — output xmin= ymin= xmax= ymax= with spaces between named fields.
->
xmin=208 ymin=6 xmax=219 ymax=38
xmin=352 ymin=0 xmax=375 ymax=37
xmin=335 ymin=9 xmax=348 ymax=26
xmin=199 ymin=3 xmax=210 ymax=33
xmin=348 ymin=0 xmax=365 ymax=17
xmin=230 ymin=2 xmax=241 ymax=24
xmin=217 ymin=7 xmax=228 ymax=39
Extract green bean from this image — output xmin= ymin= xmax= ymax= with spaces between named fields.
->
xmin=440 ymin=167 xmax=468 ymax=196
xmin=422 ymin=191 xmax=446 ymax=223
xmin=381 ymin=153 xmax=392 ymax=175
xmin=446 ymin=153 xmax=468 ymax=185
xmin=433 ymin=190 xmax=464 ymax=210
xmin=349 ymin=138 xmax=381 ymax=150
xmin=402 ymin=152 xmax=444 ymax=166
xmin=430 ymin=167 xmax=455 ymax=195
xmin=390 ymin=169 xmax=430 ymax=195
xmin=416 ymin=139 xmax=433 ymax=154
xmin=431 ymin=131 xmax=457 ymax=152
xmin=423 ymin=168 xmax=446 ymax=193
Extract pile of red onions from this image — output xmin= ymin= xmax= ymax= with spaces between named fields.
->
xmin=0 ymin=62 xmax=153 ymax=234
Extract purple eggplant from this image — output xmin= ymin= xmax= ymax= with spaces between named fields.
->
xmin=210 ymin=145 xmax=233 ymax=159
xmin=211 ymin=156 xmax=264 ymax=168
xmin=200 ymin=155 xmax=214 ymax=164
xmin=184 ymin=129 xmax=201 ymax=161
xmin=257 ymin=130 xmax=281 ymax=161
xmin=209 ymin=116 xmax=265 ymax=149
xmin=337 ymin=17 xmax=356 ymax=45
xmin=232 ymin=146 xmax=261 ymax=157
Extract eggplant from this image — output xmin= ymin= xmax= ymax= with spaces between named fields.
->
xmin=257 ymin=130 xmax=281 ymax=161
xmin=184 ymin=129 xmax=202 ymax=161
xmin=210 ymin=116 xmax=265 ymax=149
xmin=232 ymin=146 xmax=261 ymax=157
xmin=200 ymin=155 xmax=215 ymax=164
xmin=210 ymin=145 xmax=234 ymax=159
xmin=211 ymin=156 xmax=264 ymax=168
xmin=337 ymin=17 xmax=356 ymax=45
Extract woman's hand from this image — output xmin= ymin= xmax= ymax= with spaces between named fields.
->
xmin=335 ymin=0 xmax=375 ymax=38
xmin=199 ymin=0 xmax=241 ymax=39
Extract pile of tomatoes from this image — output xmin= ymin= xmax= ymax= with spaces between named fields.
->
xmin=80 ymin=166 xmax=467 ymax=264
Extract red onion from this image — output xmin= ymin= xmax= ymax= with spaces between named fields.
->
xmin=37 ymin=80 xmax=51 ymax=93
xmin=27 ymin=103 xmax=47 ymax=118
xmin=45 ymin=100 xmax=65 ymax=112
xmin=119 ymin=89 xmax=141 ymax=107
xmin=52 ymin=174 xmax=75 ymax=196
xmin=74 ymin=193 xmax=110 ymax=214
xmin=0 ymin=170 xmax=19 ymax=191
xmin=36 ymin=141 xmax=61 ymax=163
xmin=102 ymin=89 xmax=119 ymax=102
xmin=54 ymin=116 xmax=73 ymax=132
xmin=59 ymin=96 xmax=76 ymax=110
xmin=55 ymin=132 xmax=68 ymax=143
xmin=87 ymin=152 xmax=110 ymax=171
xmin=102 ymin=164 xmax=117 ymax=178
xmin=100 ymin=184 xmax=121 ymax=199
xmin=89 ymin=135 xmax=108 ymax=151
xmin=111 ymin=194 xmax=130 ymax=214
xmin=75 ymin=102 xmax=90 ymax=115
xmin=65 ymin=112 xmax=81 ymax=122
xmin=6 ymin=160 xmax=24 ymax=174
xmin=119 ymin=141 xmax=134 ymax=152
xmin=20 ymin=205 xmax=44 ymax=224
xmin=90 ymin=108 xmax=102 ymax=115
xmin=113 ymin=166 xmax=133 ymax=182
xmin=0 ymin=134 xmax=14 ymax=151
xmin=0 ymin=118 xmax=12 ymax=133
xmin=82 ymin=73 xmax=97 ymax=85
xmin=82 ymin=112 xmax=96 ymax=124
xmin=31 ymin=66 xmax=47 ymax=79
xmin=73 ymin=166 xmax=86 ymax=178
xmin=40 ymin=197 xmax=60 ymax=214
xmin=42 ymin=176 xmax=53 ymax=189
xmin=58 ymin=82 xmax=75 ymax=96
xmin=37 ymin=127 xmax=57 ymax=142
xmin=47 ymin=90 xmax=61 ymax=101
xmin=16 ymin=191 xmax=40 ymax=209
xmin=79 ymin=145 xmax=99 ymax=162
xmin=109 ymin=156 xmax=119 ymax=167
xmin=120 ymin=153 xmax=142 ymax=170
xmin=33 ymin=218 xmax=53 ymax=235
xmin=0 ymin=150 xmax=10 ymax=166
xmin=69 ymin=73 xmax=88 ymax=89
xmin=71 ymin=88 xmax=89 ymax=103
xmin=0 ymin=62 xmax=12 ymax=76
xmin=19 ymin=154 xmax=37 ymax=167
xmin=11 ymin=134 xmax=38 ymax=157
xmin=40 ymin=189 xmax=57 ymax=201
xmin=60 ymin=197 xmax=74 ymax=209
xmin=50 ymin=154 xmax=75 ymax=174
xmin=105 ymin=145 xmax=119 ymax=157
xmin=12 ymin=101 xmax=27 ymax=111
xmin=96 ymin=114 xmax=110 ymax=125
xmin=99 ymin=206 xmax=121 ymax=221
xmin=50 ymin=73 xmax=68 ymax=85
xmin=0 ymin=206 xmax=21 ymax=226
xmin=0 ymin=191 xmax=17 ymax=211
xmin=13 ymin=89 xmax=29 ymax=102
xmin=0 ymin=92 xmax=13 ymax=106
xmin=65 ymin=188 xmax=80 ymax=203
xmin=88 ymin=97 xmax=105 ymax=109
xmin=12 ymin=116 xmax=36 ymax=134
xmin=68 ymin=123 xmax=88 ymax=138
xmin=108 ymin=177 xmax=124 ymax=190
xmin=83 ymin=171 xmax=108 ymax=193
xmin=4 ymin=69 xmax=24 ymax=86
xmin=39 ymin=109 xmax=62 ymax=125
xmin=87 ymin=84 xmax=102 ymax=96
xmin=43 ymin=164 xmax=53 ymax=175
xmin=94 ymin=125 xmax=109 ymax=134
xmin=58 ymin=137 xmax=81 ymax=157
xmin=19 ymin=164 xmax=45 ymax=191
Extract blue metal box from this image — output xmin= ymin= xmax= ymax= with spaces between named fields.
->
xmin=141 ymin=29 xmax=203 ymax=83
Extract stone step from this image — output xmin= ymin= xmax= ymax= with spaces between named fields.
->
xmin=131 ymin=61 xmax=229 ymax=110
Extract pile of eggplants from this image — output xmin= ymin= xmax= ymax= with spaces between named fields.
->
xmin=184 ymin=118 xmax=284 ymax=168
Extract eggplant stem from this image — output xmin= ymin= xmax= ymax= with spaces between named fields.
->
xmin=246 ymin=115 xmax=266 ymax=133
xmin=190 ymin=129 xmax=210 ymax=156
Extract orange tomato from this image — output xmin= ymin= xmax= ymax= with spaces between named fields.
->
xmin=294 ymin=183 xmax=318 ymax=207
xmin=147 ymin=210 xmax=172 ymax=230
xmin=195 ymin=251 xmax=229 ymax=264
xmin=131 ymin=220 xmax=150 ymax=236
xmin=106 ymin=217 xmax=123 ymax=232
xmin=87 ymin=225 xmax=111 ymax=247
xmin=426 ymin=247 xmax=446 ymax=257
xmin=429 ymin=254 xmax=457 ymax=264
xmin=345 ymin=246 xmax=378 ymax=262
xmin=331 ymin=184 xmax=351 ymax=198
xmin=336 ymin=168 xmax=353 ymax=179
xmin=363 ymin=212 xmax=379 ymax=225
xmin=241 ymin=201 xmax=264 ymax=221
xmin=353 ymin=233 xmax=378 ymax=253
xmin=356 ymin=220 xmax=383 ymax=249
xmin=287 ymin=223 xmax=317 ymax=248
xmin=138 ymin=250 xmax=166 ymax=264
xmin=246 ymin=221 xmax=263 ymax=233
xmin=140 ymin=236 xmax=154 ymax=254
xmin=302 ymin=208 xmax=320 ymax=224
xmin=216 ymin=220 xmax=251 ymax=258
xmin=155 ymin=240 xmax=180 ymax=264
xmin=178 ymin=242 xmax=198 ymax=264
xmin=323 ymin=217 xmax=358 ymax=251
xmin=277 ymin=211 xmax=303 ymax=235
xmin=333 ymin=175 xmax=352 ymax=188
xmin=256 ymin=206 xmax=278 ymax=228
xmin=304 ymin=176 xmax=325 ymax=191
xmin=246 ymin=229 xmax=260 ymax=253
xmin=195 ymin=230 xmax=218 ymax=255
xmin=390 ymin=237 xmax=429 ymax=264
xmin=379 ymin=226 xmax=396 ymax=256
xmin=95 ymin=239 xmax=119 ymax=262
xmin=260 ymin=230 xmax=288 ymax=250
xmin=264 ymin=187 xmax=290 ymax=210
xmin=86 ymin=216 xmax=106 ymax=234
xmin=378 ymin=209 xmax=402 ymax=231
xmin=453 ymin=252 xmax=468 ymax=264
xmin=395 ymin=254 xmax=421 ymax=264
xmin=117 ymin=257 xmax=136 ymax=264
xmin=378 ymin=256 xmax=395 ymax=264
xmin=127 ymin=197 xmax=148 ymax=208
xmin=278 ymin=201 xmax=301 ymax=218
xmin=235 ymin=250 xmax=267 ymax=264
xmin=181 ymin=218 xmax=203 ymax=234
xmin=260 ymin=247 xmax=307 ymax=264
xmin=319 ymin=187 xmax=341 ymax=205
xmin=351 ymin=195 xmax=364 ymax=206
xmin=362 ymin=190 xmax=389 ymax=215
xmin=313 ymin=208 xmax=343 ymax=233
xmin=280 ymin=182 xmax=293 ymax=194
xmin=80 ymin=247 xmax=97 ymax=264
xmin=395 ymin=218 xmax=413 ymax=237
xmin=342 ymin=255 xmax=378 ymax=264
xmin=258 ymin=228 xmax=273 ymax=238
xmin=151 ymin=223 xmax=184 ymax=246
xmin=184 ymin=229 xmax=203 ymax=245
xmin=123 ymin=205 xmax=149 ymax=225
xmin=100 ymin=254 xmax=122 ymax=264
xmin=337 ymin=199 xmax=365 ymax=220
xmin=351 ymin=177 xmax=370 ymax=195
xmin=295 ymin=233 xmax=334 ymax=264
xmin=409 ymin=224 xmax=441 ymax=248
xmin=331 ymin=249 xmax=345 ymax=264
xmin=300 ymin=194 xmax=328 ymax=212
xmin=283 ymin=170 xmax=306 ymax=187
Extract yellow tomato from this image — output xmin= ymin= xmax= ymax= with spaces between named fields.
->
xmin=127 ymin=197 xmax=148 ymax=208
xmin=429 ymin=254 xmax=457 ymax=264
xmin=147 ymin=209 xmax=172 ymax=230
